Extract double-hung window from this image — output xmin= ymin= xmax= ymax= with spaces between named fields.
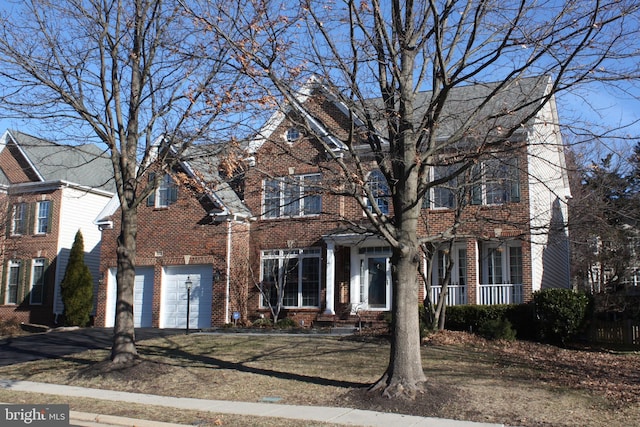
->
xmin=471 ymin=157 xmax=520 ymax=205
xmin=36 ymin=200 xmax=51 ymax=234
xmin=30 ymin=259 xmax=45 ymax=305
xmin=147 ymin=173 xmax=178 ymax=208
xmin=262 ymin=174 xmax=321 ymax=218
xmin=428 ymin=165 xmax=462 ymax=209
xmin=366 ymin=170 xmax=389 ymax=215
xmin=11 ymin=203 xmax=27 ymax=236
xmin=5 ymin=260 xmax=21 ymax=305
xmin=260 ymin=248 xmax=321 ymax=308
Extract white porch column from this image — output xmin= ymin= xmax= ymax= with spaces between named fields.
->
xmin=324 ymin=241 xmax=336 ymax=315
xmin=350 ymin=246 xmax=360 ymax=313
xmin=473 ymin=239 xmax=480 ymax=304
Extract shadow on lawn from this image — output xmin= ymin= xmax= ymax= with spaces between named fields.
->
xmin=135 ymin=336 xmax=371 ymax=389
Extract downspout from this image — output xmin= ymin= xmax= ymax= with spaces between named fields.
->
xmin=225 ymin=219 xmax=232 ymax=324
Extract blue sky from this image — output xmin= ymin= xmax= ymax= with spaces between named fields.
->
xmin=0 ymin=1 xmax=637 ymax=162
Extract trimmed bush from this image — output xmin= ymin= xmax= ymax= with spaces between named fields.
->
xmin=444 ymin=303 xmax=536 ymax=340
xmin=60 ymin=231 xmax=93 ymax=327
xmin=275 ymin=317 xmax=297 ymax=328
xmin=533 ymin=288 xmax=592 ymax=344
xmin=478 ymin=318 xmax=517 ymax=341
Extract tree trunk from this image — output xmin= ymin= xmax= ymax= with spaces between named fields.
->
xmin=371 ymin=245 xmax=427 ymax=398
xmin=111 ymin=206 xmax=138 ymax=363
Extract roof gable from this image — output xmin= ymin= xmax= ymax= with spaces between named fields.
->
xmin=1 ymin=130 xmax=115 ymax=192
xmin=249 ymin=75 xmax=552 ymax=155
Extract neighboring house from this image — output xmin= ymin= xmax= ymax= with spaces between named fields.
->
xmin=0 ymin=130 xmax=114 ymax=326
xmin=94 ymin=75 xmax=572 ymax=329
xmin=94 ymin=145 xmax=251 ymax=329
xmin=582 ymin=223 xmax=640 ymax=295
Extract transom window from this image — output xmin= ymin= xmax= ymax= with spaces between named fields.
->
xmin=366 ymin=170 xmax=389 ymax=215
xmin=260 ymin=248 xmax=321 ymax=308
xmin=471 ymin=158 xmax=520 ymax=205
xmin=263 ymin=174 xmax=321 ymax=218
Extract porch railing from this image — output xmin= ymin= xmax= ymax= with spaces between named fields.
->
xmin=479 ymin=283 xmax=523 ymax=305
xmin=430 ymin=285 xmax=467 ymax=306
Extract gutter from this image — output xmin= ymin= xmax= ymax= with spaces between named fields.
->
xmin=9 ymin=179 xmax=114 ymax=197
xmin=225 ymin=219 xmax=232 ymax=324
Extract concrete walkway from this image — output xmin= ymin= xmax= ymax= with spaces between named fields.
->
xmin=1 ymin=379 xmax=504 ymax=427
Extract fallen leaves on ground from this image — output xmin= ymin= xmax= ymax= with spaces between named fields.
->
xmin=426 ymin=330 xmax=640 ymax=407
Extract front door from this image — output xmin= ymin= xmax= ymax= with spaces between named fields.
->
xmin=367 ymin=257 xmax=387 ymax=308
xmin=358 ymin=247 xmax=391 ymax=310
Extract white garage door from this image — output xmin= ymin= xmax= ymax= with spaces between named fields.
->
xmin=105 ymin=267 xmax=154 ymax=328
xmin=160 ymin=265 xmax=213 ymax=329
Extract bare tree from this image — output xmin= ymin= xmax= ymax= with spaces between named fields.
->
xmin=0 ymin=0 xmax=245 ymax=363
xmin=194 ymin=0 xmax=639 ymax=398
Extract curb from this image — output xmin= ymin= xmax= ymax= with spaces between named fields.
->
xmin=70 ymin=410 xmax=190 ymax=427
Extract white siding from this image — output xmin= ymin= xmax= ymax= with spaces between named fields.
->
xmin=53 ymin=187 xmax=113 ymax=316
xmin=526 ymin=92 xmax=571 ymax=291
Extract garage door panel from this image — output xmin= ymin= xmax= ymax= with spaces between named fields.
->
xmin=105 ymin=267 xmax=154 ymax=328
xmin=161 ymin=265 xmax=213 ymax=329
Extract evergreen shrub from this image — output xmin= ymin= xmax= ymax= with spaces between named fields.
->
xmin=60 ymin=231 xmax=93 ymax=327
xmin=533 ymin=288 xmax=592 ymax=344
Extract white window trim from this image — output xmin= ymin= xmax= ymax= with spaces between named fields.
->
xmin=5 ymin=260 xmax=21 ymax=305
xmin=36 ymin=200 xmax=51 ymax=235
xmin=428 ymin=165 xmax=459 ymax=210
xmin=11 ymin=203 xmax=26 ymax=236
xmin=472 ymin=158 xmax=520 ymax=206
xmin=259 ymin=248 xmax=322 ymax=308
xmin=364 ymin=170 xmax=390 ymax=216
xmin=261 ymin=174 xmax=321 ymax=219
xmin=30 ymin=258 xmax=45 ymax=305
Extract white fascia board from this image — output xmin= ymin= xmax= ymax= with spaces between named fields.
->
xmin=94 ymin=193 xmax=121 ymax=226
xmin=9 ymin=179 xmax=114 ymax=197
xmin=247 ymin=76 xmax=320 ymax=154
xmin=5 ymin=130 xmax=45 ymax=181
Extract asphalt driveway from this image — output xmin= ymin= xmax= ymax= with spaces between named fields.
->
xmin=0 ymin=328 xmax=182 ymax=367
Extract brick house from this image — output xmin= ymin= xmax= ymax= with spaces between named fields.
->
xmin=0 ymin=130 xmax=114 ymax=326
xmin=242 ymin=76 xmax=571 ymax=327
xmin=94 ymin=145 xmax=251 ymax=329
xmin=95 ymin=76 xmax=571 ymax=329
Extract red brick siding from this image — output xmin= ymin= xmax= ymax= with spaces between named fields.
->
xmin=0 ymin=190 xmax=62 ymax=326
xmin=96 ymin=169 xmax=250 ymax=327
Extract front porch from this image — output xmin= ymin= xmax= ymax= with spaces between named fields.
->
xmin=431 ymin=283 xmax=524 ymax=306
xmin=321 ymin=236 xmax=531 ymax=319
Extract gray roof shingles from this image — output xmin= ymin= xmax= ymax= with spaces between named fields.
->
xmin=10 ymin=130 xmax=115 ymax=193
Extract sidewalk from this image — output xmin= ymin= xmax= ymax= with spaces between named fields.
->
xmin=1 ymin=379 xmax=504 ymax=427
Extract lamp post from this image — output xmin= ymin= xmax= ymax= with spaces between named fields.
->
xmin=185 ymin=276 xmax=192 ymax=335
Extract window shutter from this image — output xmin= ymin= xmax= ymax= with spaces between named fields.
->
xmin=42 ymin=258 xmax=50 ymax=303
xmin=470 ymin=165 xmax=482 ymax=205
xmin=168 ymin=182 xmax=178 ymax=205
xmin=147 ymin=173 xmax=156 ymax=206
xmin=0 ymin=260 xmax=6 ymax=304
xmin=27 ymin=203 xmax=35 ymax=235
xmin=46 ymin=200 xmax=54 ymax=234
xmin=16 ymin=260 xmax=25 ymax=305
xmin=24 ymin=259 xmax=32 ymax=305
xmin=510 ymin=159 xmax=521 ymax=203
xmin=6 ymin=204 xmax=13 ymax=236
